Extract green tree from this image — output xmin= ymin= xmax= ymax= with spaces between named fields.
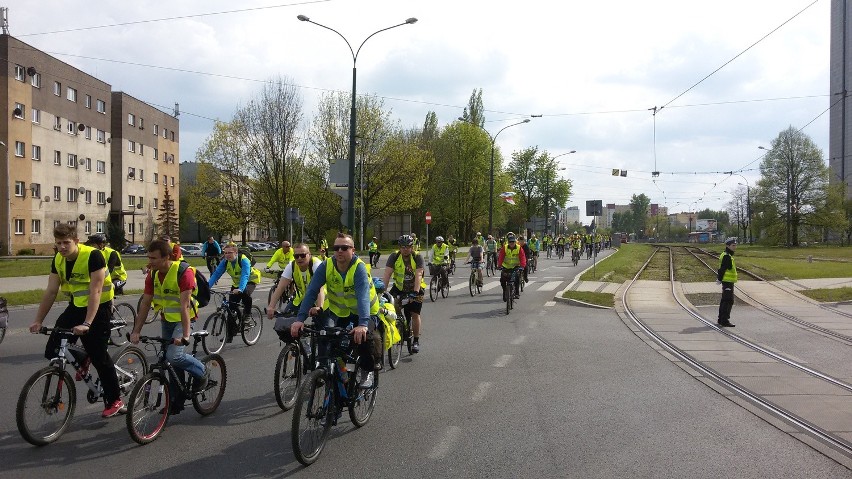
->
xmin=157 ymin=184 xmax=179 ymax=238
xmin=629 ymin=193 xmax=651 ymax=235
xmin=294 ymin=160 xmax=342 ymax=246
xmin=460 ymin=88 xmax=485 ymax=128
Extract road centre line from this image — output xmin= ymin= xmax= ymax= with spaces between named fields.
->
xmin=471 ymin=382 xmax=492 ymax=402
xmin=428 ymin=426 xmax=462 ymax=460
xmin=493 ymin=354 xmax=513 ymax=367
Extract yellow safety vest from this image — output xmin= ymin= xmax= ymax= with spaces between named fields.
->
xmin=268 ymin=248 xmax=294 ymax=269
xmin=719 ymin=252 xmax=738 ymax=283
xmin=393 ymin=253 xmax=426 ymax=291
xmin=324 ymin=258 xmax=379 ymax=318
xmin=291 ymin=259 xmax=328 ymax=308
xmin=502 ymin=245 xmax=520 ymax=268
xmin=368 ymin=241 xmax=379 ymax=253
xmin=432 ymin=243 xmax=449 ymax=265
xmin=225 ymin=254 xmax=262 ymax=286
xmin=103 ymin=246 xmax=128 ymax=282
xmin=153 ymin=261 xmax=198 ymax=322
xmin=54 ymin=244 xmax=114 ymax=307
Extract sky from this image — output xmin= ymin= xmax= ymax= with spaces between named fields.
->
xmin=8 ymin=0 xmax=833 ymax=224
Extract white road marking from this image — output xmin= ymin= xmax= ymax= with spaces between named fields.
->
xmin=511 ymin=335 xmax=526 ymax=345
xmin=471 ymin=382 xmax=492 ymax=402
xmin=537 ymin=281 xmax=563 ymax=291
xmin=493 ymin=354 xmax=513 ymax=367
xmin=428 ymin=426 xmax=462 ymax=460
xmin=545 ymin=301 xmax=556 ymax=307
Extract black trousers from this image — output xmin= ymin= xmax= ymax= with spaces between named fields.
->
xmin=318 ymin=312 xmax=382 ymax=371
xmin=718 ymin=282 xmax=735 ymax=321
xmin=500 ymin=268 xmax=520 ymax=297
xmin=45 ymin=302 xmax=120 ymax=405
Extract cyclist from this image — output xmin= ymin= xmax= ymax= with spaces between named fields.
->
xmin=484 ymin=234 xmax=498 ymax=270
xmin=208 ymin=242 xmax=262 ymax=340
xmin=266 ymin=240 xmax=294 ymax=277
xmin=131 ymin=240 xmax=208 ymax=415
xmin=318 ymin=237 xmax=329 ymax=261
xmin=570 ymin=233 xmax=583 ymax=262
xmin=367 ymin=236 xmax=380 ymax=267
xmin=293 ymin=233 xmax=383 ymax=385
xmin=87 ymin=234 xmax=128 ymax=295
xmin=381 ymin=235 xmax=426 ymax=353
xmin=447 ymin=235 xmax=458 ymax=267
xmin=474 ymin=231 xmax=484 ymax=249
xmin=585 ymin=232 xmax=594 ymax=259
xmin=29 ymin=224 xmax=124 ymax=418
xmin=267 ymin=243 xmax=325 ymax=319
xmin=497 ymin=233 xmax=526 ymax=300
xmin=430 ymin=236 xmax=450 ymax=287
xmin=542 ymin=234 xmax=553 ymax=258
xmin=529 ymin=234 xmax=540 ymax=268
xmin=201 ymin=236 xmax=222 ymax=274
xmin=555 ymin=234 xmax=566 ymax=258
xmin=518 ymin=236 xmax=532 ymax=283
xmin=466 ymin=238 xmax=485 ymax=287
xmin=411 ymin=233 xmax=420 ymax=255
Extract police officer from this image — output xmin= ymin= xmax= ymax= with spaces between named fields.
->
xmin=717 ymin=237 xmax=738 ymax=327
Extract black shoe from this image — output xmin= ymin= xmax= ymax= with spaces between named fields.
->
xmin=193 ymin=368 xmax=210 ymax=393
xmin=717 ymin=320 xmax=735 ymax=327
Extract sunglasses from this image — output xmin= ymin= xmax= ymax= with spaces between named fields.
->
xmin=294 ymin=253 xmax=308 ymax=259
xmin=332 ymin=245 xmax=352 ymax=252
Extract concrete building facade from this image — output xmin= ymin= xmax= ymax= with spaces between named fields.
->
xmin=830 ymin=0 xmax=852 ymax=199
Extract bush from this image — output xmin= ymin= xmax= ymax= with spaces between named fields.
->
xmin=17 ymin=248 xmax=36 ymax=256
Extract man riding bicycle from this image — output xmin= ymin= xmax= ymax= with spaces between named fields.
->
xmin=367 ymin=237 xmax=380 ymax=267
xmin=484 ymin=234 xmax=498 ymax=270
xmin=201 ymin=236 xmax=222 ymax=274
xmin=447 ymin=235 xmax=459 ymax=266
xmin=266 ymin=240 xmax=294 ymax=277
xmin=87 ymin=234 xmax=128 ymax=295
xmin=131 ymin=239 xmax=208 ymax=415
xmin=518 ymin=236 xmax=532 ymax=284
xmin=466 ymin=238 xmax=485 ymax=287
xmin=498 ymin=233 xmax=526 ymax=300
xmin=381 ymin=235 xmax=426 ymax=353
xmin=209 ymin=242 xmax=262 ymax=340
xmin=430 ymin=236 xmax=451 ymax=285
xmin=267 ymin=243 xmax=325 ymax=320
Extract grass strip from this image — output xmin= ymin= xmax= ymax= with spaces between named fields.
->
xmin=561 ymin=290 xmax=614 ymax=308
xmin=799 ymin=287 xmax=852 ymax=303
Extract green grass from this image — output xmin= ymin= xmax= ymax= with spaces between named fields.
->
xmin=696 ymin=245 xmax=852 ymax=280
xmin=561 ymin=290 xmax=614 ymax=307
xmin=580 ymin=244 xmax=655 ymax=283
xmin=0 ymin=256 xmax=210 ymax=278
xmin=799 ymin=287 xmax=852 ymax=303
xmin=2 ymin=289 xmax=144 ymax=307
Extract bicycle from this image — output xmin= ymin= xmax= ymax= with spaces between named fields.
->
xmin=108 ymin=302 xmax=136 ymax=347
xmin=571 ymin=248 xmax=581 ymax=267
xmin=204 ymin=254 xmax=221 ymax=275
xmin=500 ymin=267 xmax=523 ymax=315
xmin=16 ymin=327 xmax=147 ymax=446
xmin=529 ymin=254 xmax=537 ymax=273
xmin=467 ymin=261 xmax=483 ymax=296
xmin=202 ymin=290 xmax=263 ymax=354
xmin=428 ymin=263 xmax=450 ymax=302
xmin=291 ymin=324 xmax=379 ymax=465
xmin=546 ymin=244 xmax=553 ymax=259
xmin=125 ymin=333 xmax=226 ymax=444
xmin=0 ymin=297 xmax=8 ymax=344
xmin=390 ymin=292 xmax=417 ymax=363
xmin=556 ymin=244 xmax=565 ymax=260
xmin=265 ymin=267 xmax=291 ymax=311
xmin=485 ymin=252 xmax=494 ymax=277
xmin=448 ymin=251 xmax=456 ymax=276
xmin=273 ymin=310 xmax=316 ymax=411
xmin=137 ymin=295 xmax=161 ymax=325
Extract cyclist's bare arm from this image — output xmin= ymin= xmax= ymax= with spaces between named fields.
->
xmin=32 ymin=273 xmax=61 ymax=331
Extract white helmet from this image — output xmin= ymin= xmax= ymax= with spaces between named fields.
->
xmin=436 ymin=236 xmax=444 ymax=242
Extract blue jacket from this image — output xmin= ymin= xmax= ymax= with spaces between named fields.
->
xmin=296 ymin=256 xmax=371 ymax=326
xmin=208 ymin=255 xmax=252 ymax=291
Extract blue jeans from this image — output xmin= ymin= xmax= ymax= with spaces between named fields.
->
xmin=161 ymin=321 xmax=205 ymax=378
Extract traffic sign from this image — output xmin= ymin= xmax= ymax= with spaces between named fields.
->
xmin=425 ymin=211 xmax=432 ymax=224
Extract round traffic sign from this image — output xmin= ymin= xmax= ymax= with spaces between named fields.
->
xmin=425 ymin=211 xmax=432 ymax=224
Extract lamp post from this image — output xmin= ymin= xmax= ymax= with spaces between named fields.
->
xmin=298 ymin=15 xmax=417 ymax=235
xmin=458 ymin=117 xmax=531 ymax=233
xmin=724 ymin=171 xmax=751 ymax=244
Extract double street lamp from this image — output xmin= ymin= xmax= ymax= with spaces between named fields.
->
xmin=298 ymin=14 xmax=417 ymax=234
xmin=724 ymin=171 xmax=751 ymax=244
xmin=458 ymin=118 xmax=531 ymax=233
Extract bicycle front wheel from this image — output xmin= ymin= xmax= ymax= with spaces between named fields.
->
xmin=138 ymin=296 xmax=158 ymax=324
xmin=192 ymin=354 xmax=227 ymax=415
xmin=429 ymin=276 xmax=438 ymax=302
xmin=349 ymin=362 xmax=378 ymax=427
xmin=126 ymin=372 xmax=169 ymax=445
xmin=16 ymin=366 xmax=76 ymax=446
xmin=292 ymin=369 xmax=333 ymax=466
xmin=469 ymin=273 xmax=475 ymax=297
xmin=112 ymin=346 xmax=148 ymax=398
xmin=388 ymin=321 xmax=403 ymax=369
xmin=441 ymin=277 xmax=449 ymax=298
xmin=110 ymin=302 xmax=135 ymax=347
xmin=202 ymin=313 xmax=227 ymax=355
xmin=241 ymin=306 xmax=263 ymax=346
xmin=274 ymin=343 xmax=302 ymax=410
xmin=0 ymin=326 xmax=6 ymax=344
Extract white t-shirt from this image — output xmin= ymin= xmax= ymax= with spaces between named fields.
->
xmin=282 ymin=257 xmax=323 ymax=284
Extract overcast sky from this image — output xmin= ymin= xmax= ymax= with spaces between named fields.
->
xmin=9 ymin=0 xmax=832 ymax=224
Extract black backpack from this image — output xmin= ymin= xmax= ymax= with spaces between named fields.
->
xmin=178 ymin=261 xmax=211 ymax=308
xmin=238 ymin=246 xmax=256 ymax=267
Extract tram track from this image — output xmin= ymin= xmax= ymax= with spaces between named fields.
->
xmin=622 ymin=246 xmax=852 ymax=461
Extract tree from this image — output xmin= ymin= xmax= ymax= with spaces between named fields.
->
xmin=294 ymin=160 xmax=342 ymax=247
xmin=460 ymin=88 xmax=485 ymax=128
xmin=158 ymin=184 xmax=179 ymax=238
xmin=726 ymin=187 xmax=749 ymax=241
xmin=758 ymin=126 xmax=827 ymax=246
xmin=628 ymin=193 xmax=651 ymax=235
xmin=506 ymin=147 xmax=572 ymax=229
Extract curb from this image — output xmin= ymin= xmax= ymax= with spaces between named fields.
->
xmin=553 ymin=248 xmax=619 ymax=308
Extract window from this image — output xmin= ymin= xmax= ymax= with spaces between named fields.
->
xmin=153 ymin=148 xmax=158 ymax=160
xmin=153 ymin=198 xmax=159 ymax=210
xmin=85 ymin=126 xmax=91 ymax=140
xmin=66 ymin=87 xmax=77 ymax=102
xmin=97 ymin=129 xmax=105 ymax=143
xmin=15 ymin=181 xmax=25 ymax=196
xmin=31 ymin=108 xmax=40 ymax=124
xmin=54 ymin=116 xmax=61 ymax=130
xmin=15 ymin=141 xmax=24 ymax=157
xmin=67 ymin=121 xmax=77 ymax=135
xmin=153 ymin=173 xmax=158 ymax=184
xmin=128 ymin=113 xmax=135 ymax=126
xmin=67 ymin=154 xmax=77 ymax=168
xmin=139 ymin=118 xmax=144 ymax=129
xmin=163 ymin=151 xmax=167 ymax=162
xmin=97 ymin=191 xmax=106 ymax=204
xmin=162 ymin=175 xmax=167 ymax=185
xmin=85 ymin=94 xmax=91 ymax=108
xmin=139 ymin=144 xmax=144 ymax=155
xmin=127 ymin=222 xmax=135 ymax=235
xmin=67 ymin=188 xmax=79 ymax=202
xmin=54 ymin=220 xmax=61 ymax=228
xmin=53 ymin=81 xmax=61 ymax=96
xmin=31 ymin=72 xmax=41 ymax=88
xmin=139 ymin=197 xmax=144 ymax=209
xmin=85 ymin=190 xmax=92 ymax=204
xmin=139 ymin=223 xmax=144 ymax=236
xmin=53 ymin=186 xmax=61 ymax=201
xmin=32 ymin=220 xmax=41 ymax=234
xmin=96 ymin=160 xmax=106 ymax=174
xmin=54 ymin=150 xmax=61 ymax=165
xmin=31 ymin=183 xmax=41 ymax=198
xmin=32 ymin=145 xmax=41 ymax=161
xmin=140 ymin=169 xmax=144 ymax=181
xmin=14 ymin=65 xmax=25 ymax=81
xmin=162 ymin=128 xmax=168 ymax=139
xmin=170 ymin=176 xmax=175 ymax=187
xmin=127 ymin=167 xmax=136 ymax=179
xmin=14 ymin=102 xmax=24 ymax=119
xmin=128 ymin=140 xmax=136 ymax=153
xmin=15 ymin=219 xmax=24 ymax=235
xmin=84 ymin=157 xmax=91 ymax=171
xmin=128 ymin=195 xmax=136 ymax=207
xmin=84 ymin=221 xmax=91 ymax=235
xmin=96 ymin=221 xmax=105 ymax=234
xmin=154 ymin=124 xmax=159 ymax=136
xmin=170 ymin=131 xmax=175 ymax=142
xmin=96 ymin=99 xmax=106 ymax=113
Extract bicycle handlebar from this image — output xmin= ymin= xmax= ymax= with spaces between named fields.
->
xmin=37 ymin=326 xmax=75 ymax=335
xmin=130 ymin=334 xmax=189 ymax=346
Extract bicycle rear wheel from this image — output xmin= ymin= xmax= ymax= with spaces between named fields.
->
xmin=429 ymin=276 xmax=438 ymax=302
xmin=112 ymin=346 xmax=148 ymax=398
xmin=441 ymin=276 xmax=449 ymax=298
xmin=349 ymin=362 xmax=378 ymax=427
xmin=388 ymin=320 xmax=403 ymax=369
xmin=126 ymin=372 xmax=169 ymax=445
xmin=506 ymin=283 xmax=513 ymax=314
xmin=241 ymin=306 xmax=263 ymax=346
xmin=292 ymin=369 xmax=333 ymax=466
xmin=138 ymin=296 xmax=159 ymax=324
xmin=192 ymin=354 xmax=227 ymax=415
xmin=202 ymin=313 xmax=227 ymax=355
xmin=16 ymin=366 xmax=76 ymax=446
xmin=468 ymin=273 xmax=475 ymax=297
xmin=274 ymin=343 xmax=302 ymax=410
xmin=0 ymin=326 xmax=6 ymax=344
xmin=109 ymin=302 xmax=135 ymax=347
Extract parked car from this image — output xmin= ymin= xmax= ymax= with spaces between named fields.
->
xmin=122 ymin=244 xmax=146 ymax=254
xmin=180 ymin=244 xmax=204 ymax=256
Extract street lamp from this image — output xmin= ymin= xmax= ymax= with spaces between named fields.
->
xmin=543 ymin=151 xmax=574 ymax=234
xmin=724 ymin=171 xmax=752 ymax=244
xmin=298 ymin=15 xmax=417 ymax=235
xmin=458 ymin=117 xmax=531 ymax=233
xmin=0 ymin=141 xmax=9 ymax=255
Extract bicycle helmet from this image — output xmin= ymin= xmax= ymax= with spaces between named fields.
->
xmin=88 ymin=234 xmax=106 ymax=244
xmin=372 ymin=277 xmax=385 ymax=292
xmin=506 ymin=233 xmax=517 ymax=242
xmin=398 ymin=234 xmax=414 ymax=246
xmin=435 ymin=236 xmax=444 ymax=242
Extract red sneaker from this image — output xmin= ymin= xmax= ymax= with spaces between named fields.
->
xmin=102 ymin=399 xmax=126 ymax=418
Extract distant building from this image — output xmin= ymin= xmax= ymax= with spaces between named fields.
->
xmin=830 ymin=0 xmax=852 ymax=199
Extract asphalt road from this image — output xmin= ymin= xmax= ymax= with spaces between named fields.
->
xmin=0 ymin=253 xmax=848 ymax=478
